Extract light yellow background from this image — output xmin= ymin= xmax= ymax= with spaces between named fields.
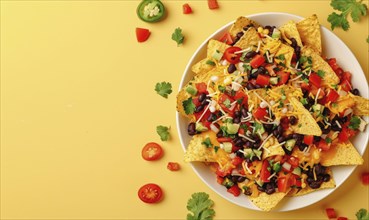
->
xmin=1 ymin=0 xmax=369 ymax=219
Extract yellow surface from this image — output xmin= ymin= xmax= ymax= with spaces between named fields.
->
xmin=1 ymin=0 xmax=368 ymax=219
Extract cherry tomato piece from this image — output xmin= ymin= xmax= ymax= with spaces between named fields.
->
xmin=227 ymin=185 xmax=241 ymax=196
xmin=362 ymin=172 xmax=369 ymax=185
xmin=256 ymin=74 xmax=270 ymax=87
xmin=276 ymin=71 xmax=290 ymax=85
xmin=195 ymin=82 xmax=208 ymax=94
xmin=325 ymin=208 xmax=337 ymax=219
xmin=219 ymin=32 xmax=233 ymax=45
xmin=260 ymin=160 xmax=271 ymax=182
xmin=250 ymin=54 xmax=265 ymax=68
xmin=326 ymin=89 xmax=339 ymax=103
xmin=223 ymin=47 xmax=242 ymax=64
xmin=136 ymin=28 xmax=151 ymax=42
xmin=233 ymin=90 xmax=248 ymax=107
xmin=253 ymin=107 xmax=268 ymax=120
xmin=167 ymin=162 xmax=180 ymax=171
xmin=182 ymin=3 xmax=192 ymax=14
xmin=141 ymin=142 xmax=164 ymax=161
xmin=217 ymin=137 xmax=233 ymax=143
xmin=309 ymin=73 xmax=322 ymax=88
xmin=138 ymin=183 xmax=163 ymax=203
xmin=318 ymin=139 xmax=330 ymax=151
xmin=207 ymin=0 xmax=219 ymax=9
xmin=303 ymin=135 xmax=314 ymax=145
xmin=219 ymin=94 xmax=235 ymax=115
xmin=337 ymin=217 xmax=348 ymax=220
xmin=277 ymin=173 xmax=291 ymax=193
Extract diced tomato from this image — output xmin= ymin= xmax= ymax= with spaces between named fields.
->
xmin=219 ymin=32 xmax=233 ymax=45
xmin=192 ymin=97 xmax=201 ymax=107
xmin=276 ymin=71 xmax=290 ymax=85
xmin=250 ymin=54 xmax=265 ymax=68
xmin=217 ymin=176 xmax=224 ymax=184
xmin=167 ymin=162 xmax=181 ymax=171
xmin=325 ymin=208 xmax=337 ymax=219
xmin=255 ymin=74 xmax=270 ymax=87
xmin=310 ymin=85 xmax=325 ymax=99
xmin=233 ymin=90 xmax=248 ymax=107
xmin=207 ymin=0 xmax=219 ymax=9
xmin=288 ymin=174 xmax=302 ymax=187
xmin=287 ymin=156 xmax=299 ymax=168
xmin=141 ymin=142 xmax=164 ymax=161
xmin=223 ymin=47 xmax=242 ymax=64
xmin=326 ymin=89 xmax=339 ymax=103
xmin=341 ymin=71 xmax=352 ymax=82
xmin=260 ymin=160 xmax=271 ymax=183
xmin=195 ymin=82 xmax=208 ymax=94
xmin=280 ymin=117 xmax=290 ymax=130
xmin=340 ymin=79 xmax=352 ymax=92
xmin=217 ymin=137 xmax=233 ymax=143
xmin=136 ymin=28 xmax=151 ymax=43
xmin=300 ymin=82 xmax=311 ymax=92
xmin=277 ymin=173 xmax=291 ymax=193
xmin=309 ymin=73 xmax=322 ymax=88
xmin=362 ymin=172 xmax=369 ymax=185
xmin=216 ymin=166 xmax=232 ymax=177
xmin=138 ymin=183 xmax=163 ymax=203
xmin=337 ymin=217 xmax=348 ymax=220
xmin=303 ymin=135 xmax=314 ymax=145
xmin=318 ymin=139 xmax=330 ymax=151
xmin=265 ymin=64 xmax=276 ymax=76
xmin=232 ymin=156 xmax=244 ymax=166
xmin=253 ymin=107 xmax=268 ymax=120
xmin=182 ymin=3 xmax=192 ymax=14
xmin=227 ymin=185 xmax=241 ymax=196
xmin=219 ymin=94 xmax=235 ymax=115
xmin=338 ymin=127 xmax=356 ymax=142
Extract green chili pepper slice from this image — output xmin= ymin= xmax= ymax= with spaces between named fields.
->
xmin=136 ymin=0 xmax=166 ymax=23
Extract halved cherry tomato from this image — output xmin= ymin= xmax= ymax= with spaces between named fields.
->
xmin=361 ymin=172 xmax=369 ymax=185
xmin=326 ymin=89 xmax=339 ymax=103
xmin=233 ymin=90 xmax=248 ymax=107
xmin=260 ymin=160 xmax=271 ymax=183
xmin=136 ymin=28 xmax=151 ymax=42
xmin=219 ymin=94 xmax=235 ymax=115
xmin=317 ymin=139 xmax=330 ymax=151
xmin=217 ymin=137 xmax=233 ymax=143
xmin=325 ymin=208 xmax=337 ymax=219
xmin=276 ymin=71 xmax=290 ymax=85
xmin=167 ymin=162 xmax=180 ymax=171
xmin=255 ymin=74 xmax=270 ymax=87
xmin=227 ymin=185 xmax=241 ymax=196
xmin=253 ymin=107 xmax=268 ymax=120
xmin=223 ymin=47 xmax=242 ymax=64
xmin=141 ymin=142 xmax=164 ymax=161
xmin=182 ymin=3 xmax=192 ymax=14
xmin=219 ymin=32 xmax=233 ymax=45
xmin=250 ymin=54 xmax=265 ymax=68
xmin=138 ymin=183 xmax=163 ymax=203
xmin=207 ymin=0 xmax=219 ymax=9
xmin=303 ymin=135 xmax=314 ymax=145
xmin=309 ymin=73 xmax=322 ymax=88
xmin=195 ymin=82 xmax=208 ymax=94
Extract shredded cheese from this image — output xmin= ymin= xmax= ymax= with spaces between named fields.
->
xmin=238 ymin=134 xmax=256 ymax=143
xmin=289 ymin=74 xmax=303 ymax=82
xmin=196 ymin=104 xmax=211 ymax=123
xmin=256 ymin=41 xmax=262 ymax=53
xmin=258 ymin=134 xmax=273 ymax=151
xmin=315 ymin=88 xmax=321 ymax=104
xmin=267 ymin=172 xmax=277 ymax=180
xmin=243 ymin=161 xmax=253 ymax=174
xmin=335 ymin=120 xmax=342 ymax=129
xmin=269 ymin=141 xmax=286 ymax=149
xmin=234 ymin=47 xmax=251 ymax=54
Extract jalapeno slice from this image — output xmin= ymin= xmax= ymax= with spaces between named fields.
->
xmin=137 ymin=0 xmax=166 ymax=23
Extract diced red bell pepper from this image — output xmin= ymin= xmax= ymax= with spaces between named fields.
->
xmin=250 ymin=54 xmax=265 ymax=69
xmin=325 ymin=208 xmax=337 ymax=219
xmin=276 ymin=71 xmax=290 ymax=85
xmin=326 ymin=89 xmax=339 ymax=103
xmin=219 ymin=32 xmax=233 ymax=45
xmin=253 ymin=107 xmax=268 ymax=120
xmin=207 ymin=0 xmax=219 ymax=9
xmin=303 ymin=135 xmax=314 ymax=145
xmin=182 ymin=3 xmax=192 ymax=14
xmin=232 ymin=156 xmax=244 ymax=166
xmin=309 ymin=73 xmax=322 ymax=88
xmin=256 ymin=74 xmax=270 ymax=87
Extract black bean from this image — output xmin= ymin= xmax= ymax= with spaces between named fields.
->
xmin=340 ymin=116 xmax=348 ymax=124
xmin=289 ymin=116 xmax=298 ymax=125
xmin=237 ymin=176 xmax=246 ymax=183
xmin=236 ymin=150 xmax=245 ymax=158
xmin=250 ymin=71 xmax=259 ymax=79
xmin=234 ymin=138 xmax=244 ymax=147
xmin=323 ymin=108 xmax=330 ymax=116
xmin=245 ymin=157 xmax=252 ymax=163
xmin=254 ymin=84 xmax=262 ymax=89
xmin=187 ymin=123 xmax=197 ymax=136
xmin=207 ymin=113 xmax=217 ymax=122
xmin=299 ymin=143 xmax=308 ymax=151
xmin=232 ymin=37 xmax=240 ymax=45
xmin=352 ymin=88 xmax=360 ymax=96
xmin=246 ymin=83 xmax=255 ymax=90
xmin=256 ymin=66 xmax=266 ymax=74
xmin=264 ymin=124 xmax=274 ymax=133
xmin=198 ymin=93 xmax=207 ymax=102
xmin=252 ymin=155 xmax=261 ymax=161
xmin=241 ymin=107 xmax=248 ymax=118
xmin=228 ymin=63 xmax=237 ymax=73
xmin=290 ymin=38 xmax=297 ymax=47
xmin=236 ymin=31 xmax=244 ymax=38
xmin=194 ymin=105 xmax=204 ymax=113
xmin=323 ymin=174 xmax=331 ymax=182
xmin=216 ymin=131 xmax=223 ymax=138
xmin=273 ymin=129 xmax=281 ymax=138
xmin=245 ymin=141 xmax=253 ymax=148
xmin=231 ymin=176 xmax=239 ymax=183
xmin=233 ymin=117 xmax=241 ymax=124
xmin=278 ymin=136 xmax=286 ymax=143
xmin=257 ymin=185 xmax=265 ymax=192
xmin=331 ymin=124 xmax=342 ymax=132
xmin=245 ymin=51 xmax=257 ymax=59
xmin=309 ymin=180 xmax=323 ymax=189
xmin=295 ymin=46 xmax=301 ymax=54
xmin=322 ymin=126 xmax=331 ymax=134
xmin=306 ymin=176 xmax=314 ymax=183
xmin=244 ymin=188 xmax=252 ymax=196
xmin=265 ymin=183 xmax=276 ymax=195
xmin=234 ymin=110 xmax=241 ymax=118
xmin=314 ymin=136 xmax=321 ymax=142
xmin=314 ymin=164 xmax=326 ymax=175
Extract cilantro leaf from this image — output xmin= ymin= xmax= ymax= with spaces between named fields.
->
xmin=328 ymin=0 xmax=368 ymax=31
xmin=172 ymin=27 xmax=185 ymax=46
xmin=317 ymin=70 xmax=326 ymax=77
xmin=349 ymin=116 xmax=361 ymax=130
xmin=186 ymin=192 xmax=215 ymax=220
xmin=356 ymin=208 xmax=369 ymax=220
xmin=223 ymin=98 xmax=231 ymax=108
xmin=156 ymin=125 xmax=170 ymax=141
xmin=183 ymin=97 xmax=196 ymax=115
xmin=155 ymin=82 xmax=172 ymax=98
xmin=202 ymin=137 xmax=213 ymax=148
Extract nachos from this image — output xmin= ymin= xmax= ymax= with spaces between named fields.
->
xmin=177 ymin=14 xmax=368 ymax=211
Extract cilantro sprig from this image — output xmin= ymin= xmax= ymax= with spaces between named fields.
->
xmin=172 ymin=27 xmax=185 ymax=46
xmin=349 ymin=116 xmax=361 ymax=130
xmin=327 ymin=0 xmax=368 ymax=31
xmin=356 ymin=208 xmax=369 ymax=220
xmin=186 ymin=192 xmax=215 ymax=220
xmin=156 ymin=125 xmax=170 ymax=141
xmin=183 ymin=97 xmax=196 ymax=115
xmin=155 ymin=82 xmax=172 ymax=98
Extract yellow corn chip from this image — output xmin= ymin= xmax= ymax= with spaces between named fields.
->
xmin=249 ymin=192 xmax=287 ymax=211
xmin=176 ymin=85 xmax=195 ymax=120
xmin=297 ymin=14 xmax=322 ymax=54
xmin=321 ymin=141 xmax=364 ymax=166
xmin=279 ymin=20 xmax=303 ymax=47
xmin=301 ymin=47 xmax=340 ymax=87
xmin=351 ymin=94 xmax=369 ymax=116
xmin=234 ymin=27 xmax=260 ymax=49
xmin=329 ymin=95 xmax=356 ymax=115
xmin=274 ymin=43 xmax=295 ymax=68
xmin=262 ymin=137 xmax=285 ymax=159
xmin=229 ymin=16 xmax=261 ymax=38
xmin=191 ymin=58 xmax=215 ymax=75
xmin=207 ymin=39 xmax=230 ymax=59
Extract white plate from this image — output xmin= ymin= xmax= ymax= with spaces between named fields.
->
xmin=176 ymin=12 xmax=369 ymax=211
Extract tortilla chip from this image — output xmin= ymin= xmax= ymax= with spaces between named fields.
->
xmin=279 ymin=20 xmax=303 ymax=47
xmin=207 ymin=39 xmax=230 ymax=59
xmin=191 ymin=59 xmax=215 ymax=75
xmin=351 ymin=94 xmax=369 ymax=116
xmin=329 ymin=95 xmax=356 ymax=115
xmin=288 ymin=168 xmax=336 ymax=196
xmin=249 ymin=192 xmax=287 ymax=211
xmin=289 ymin=97 xmax=322 ymax=136
xmin=301 ymin=47 xmax=340 ymax=87
xmin=247 ymin=88 xmax=268 ymax=109
xmin=321 ymin=141 xmax=364 ymax=166
xmin=229 ymin=16 xmax=260 ymax=38
xmin=261 ymin=38 xmax=282 ymax=55
xmin=297 ymin=14 xmax=322 ymax=54
xmin=274 ymin=43 xmax=295 ymax=68
xmin=262 ymin=137 xmax=285 ymax=159
xmin=234 ymin=27 xmax=260 ymax=49
xmin=176 ymin=86 xmax=194 ymax=120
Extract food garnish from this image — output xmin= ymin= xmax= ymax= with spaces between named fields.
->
xmin=142 ymin=142 xmax=164 ymax=161
xmin=167 ymin=162 xmax=181 ymax=171
xmin=183 ymin=3 xmax=193 ymax=14
xmin=186 ymin=192 xmax=215 ymax=220
xmin=356 ymin=208 xmax=369 ymax=220
xmin=207 ymin=0 xmax=219 ymax=10
xmin=136 ymin=28 xmax=151 ymax=43
xmin=137 ymin=0 xmax=166 ymax=23
xmin=155 ymin=81 xmax=172 ymax=98
xmin=156 ymin=125 xmax=170 ymax=141
xmin=138 ymin=183 xmax=163 ymax=203
xmin=172 ymin=27 xmax=185 ymax=46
